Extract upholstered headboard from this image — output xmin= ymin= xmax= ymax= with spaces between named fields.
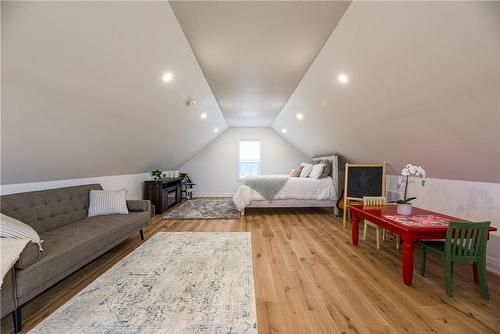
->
xmin=312 ymin=155 xmax=338 ymax=177
xmin=312 ymin=155 xmax=339 ymax=205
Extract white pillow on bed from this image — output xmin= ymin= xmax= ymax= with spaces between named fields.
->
xmin=299 ymin=163 xmax=313 ymax=177
xmin=309 ymin=163 xmax=325 ymax=179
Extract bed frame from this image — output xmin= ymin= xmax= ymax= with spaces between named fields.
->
xmin=240 ymin=155 xmax=340 ymax=216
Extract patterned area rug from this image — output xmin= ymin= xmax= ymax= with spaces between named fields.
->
xmin=29 ymin=232 xmax=257 ymax=334
xmin=165 ymin=198 xmax=240 ymax=220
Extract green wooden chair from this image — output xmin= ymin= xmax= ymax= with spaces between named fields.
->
xmin=420 ymin=221 xmax=491 ymax=299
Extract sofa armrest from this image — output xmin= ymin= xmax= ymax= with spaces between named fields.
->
xmin=15 ymin=241 xmax=41 ymax=270
xmin=127 ymin=200 xmax=151 ymax=212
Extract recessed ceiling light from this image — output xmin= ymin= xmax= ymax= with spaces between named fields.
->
xmin=281 ymin=128 xmax=287 ymax=133
xmin=162 ymin=72 xmax=173 ymax=83
xmin=337 ymin=73 xmax=349 ymax=84
xmin=200 ymin=113 xmax=207 ymax=119
xmin=214 ymin=128 xmax=219 ymax=133
xmin=296 ymin=113 xmax=304 ymax=120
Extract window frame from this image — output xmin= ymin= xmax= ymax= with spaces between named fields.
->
xmin=237 ymin=138 xmax=262 ymax=180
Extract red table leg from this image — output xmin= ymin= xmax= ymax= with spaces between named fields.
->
xmin=402 ymin=240 xmax=415 ymax=285
xmin=351 ymin=213 xmax=359 ymax=246
xmin=473 ymin=263 xmax=479 ymax=284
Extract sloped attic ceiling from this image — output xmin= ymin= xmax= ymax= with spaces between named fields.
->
xmin=1 ymin=1 xmax=227 ymax=184
xmin=272 ymin=1 xmax=500 ymax=183
xmin=170 ymin=1 xmax=351 ymax=127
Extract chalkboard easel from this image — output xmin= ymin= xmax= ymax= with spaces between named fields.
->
xmin=342 ymin=163 xmax=386 ymax=227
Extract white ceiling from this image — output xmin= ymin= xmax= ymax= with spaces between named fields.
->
xmin=2 ymin=1 xmax=498 ymax=185
xmin=1 ymin=1 xmax=227 ymax=184
xmin=170 ymin=1 xmax=351 ymax=127
xmin=272 ymin=1 xmax=500 ymax=183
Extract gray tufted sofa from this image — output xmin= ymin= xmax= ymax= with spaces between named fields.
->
xmin=0 ymin=184 xmax=151 ymax=332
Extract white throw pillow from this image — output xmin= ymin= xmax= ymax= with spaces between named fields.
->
xmin=309 ymin=163 xmax=325 ymax=179
xmin=0 ymin=213 xmax=43 ymax=250
xmin=88 ymin=189 xmax=129 ymax=217
xmin=299 ymin=163 xmax=314 ymax=178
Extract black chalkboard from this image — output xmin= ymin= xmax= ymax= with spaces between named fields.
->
xmin=346 ymin=165 xmax=384 ymax=198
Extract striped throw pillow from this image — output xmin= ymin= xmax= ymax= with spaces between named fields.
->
xmin=0 ymin=213 xmax=43 ymax=250
xmin=88 ymin=189 xmax=129 ymax=217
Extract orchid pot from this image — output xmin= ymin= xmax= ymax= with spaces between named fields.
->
xmin=391 ymin=164 xmax=426 ymax=216
xmin=397 ymin=203 xmax=413 ymax=216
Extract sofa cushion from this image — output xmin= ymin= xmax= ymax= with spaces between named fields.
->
xmin=15 ymin=242 xmax=41 ymax=270
xmin=15 ymin=211 xmax=149 ymax=301
xmin=126 ymin=200 xmax=151 ymax=212
xmin=0 ymin=184 xmax=103 ymax=233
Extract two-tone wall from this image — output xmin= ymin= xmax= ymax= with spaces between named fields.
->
xmin=387 ymin=175 xmax=500 ymax=274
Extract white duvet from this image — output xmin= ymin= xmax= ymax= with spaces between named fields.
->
xmin=233 ymin=175 xmax=335 ymax=211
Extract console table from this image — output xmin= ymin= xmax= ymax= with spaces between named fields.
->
xmin=145 ymin=178 xmax=182 ymax=214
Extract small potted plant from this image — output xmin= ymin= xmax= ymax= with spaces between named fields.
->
xmin=150 ymin=170 xmax=166 ymax=183
xmin=394 ymin=164 xmax=426 ymax=215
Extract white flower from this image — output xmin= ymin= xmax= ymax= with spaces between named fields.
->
xmin=401 ymin=168 xmax=410 ymax=176
xmin=408 ymin=165 xmax=417 ymax=174
xmin=416 ymin=166 xmax=426 ymax=177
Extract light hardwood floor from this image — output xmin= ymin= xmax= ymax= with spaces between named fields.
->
xmin=2 ymin=207 xmax=499 ymax=333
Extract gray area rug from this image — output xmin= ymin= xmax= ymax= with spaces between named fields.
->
xmin=29 ymin=232 xmax=257 ymax=334
xmin=165 ymin=199 xmax=240 ymax=220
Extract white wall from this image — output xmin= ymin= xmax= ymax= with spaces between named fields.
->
xmin=0 ymin=173 xmax=149 ymax=200
xmin=181 ymin=128 xmax=308 ymax=196
xmin=273 ymin=1 xmax=500 ymax=182
xmin=1 ymin=1 xmax=227 ymax=184
xmin=387 ymin=175 xmax=500 ymax=274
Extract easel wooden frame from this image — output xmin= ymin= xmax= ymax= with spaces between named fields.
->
xmin=342 ymin=163 xmax=386 ymax=227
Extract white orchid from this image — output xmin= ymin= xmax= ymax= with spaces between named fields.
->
xmin=395 ymin=163 xmax=426 ymax=204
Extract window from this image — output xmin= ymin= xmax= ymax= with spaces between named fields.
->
xmin=239 ymin=140 xmax=261 ymax=179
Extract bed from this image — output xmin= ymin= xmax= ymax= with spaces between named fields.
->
xmin=233 ymin=155 xmax=340 ymax=215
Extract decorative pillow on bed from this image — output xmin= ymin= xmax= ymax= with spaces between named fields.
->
xmin=299 ymin=163 xmax=314 ymax=177
xmin=309 ymin=163 xmax=325 ymax=179
xmin=319 ymin=160 xmax=332 ymax=178
xmin=289 ymin=166 xmax=303 ymax=177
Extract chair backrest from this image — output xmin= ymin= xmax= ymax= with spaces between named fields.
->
xmin=445 ymin=221 xmax=490 ymax=261
xmin=363 ymin=196 xmax=386 ymax=206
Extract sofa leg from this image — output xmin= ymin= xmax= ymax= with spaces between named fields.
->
xmin=140 ymin=229 xmax=144 ymax=240
xmin=13 ymin=307 xmax=22 ymax=333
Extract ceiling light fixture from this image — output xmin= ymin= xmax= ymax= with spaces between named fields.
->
xmin=296 ymin=113 xmax=304 ymax=120
xmin=281 ymin=128 xmax=287 ymax=134
xmin=162 ymin=72 xmax=174 ymax=83
xmin=200 ymin=113 xmax=207 ymax=119
xmin=214 ymin=128 xmax=219 ymax=133
xmin=337 ymin=73 xmax=349 ymax=84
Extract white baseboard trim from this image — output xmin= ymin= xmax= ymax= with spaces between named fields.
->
xmin=487 ymin=256 xmax=500 ymax=276
xmin=196 ymin=193 xmax=234 ymax=198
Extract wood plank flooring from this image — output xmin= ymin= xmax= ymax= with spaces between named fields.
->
xmin=2 ymin=207 xmax=499 ymax=333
